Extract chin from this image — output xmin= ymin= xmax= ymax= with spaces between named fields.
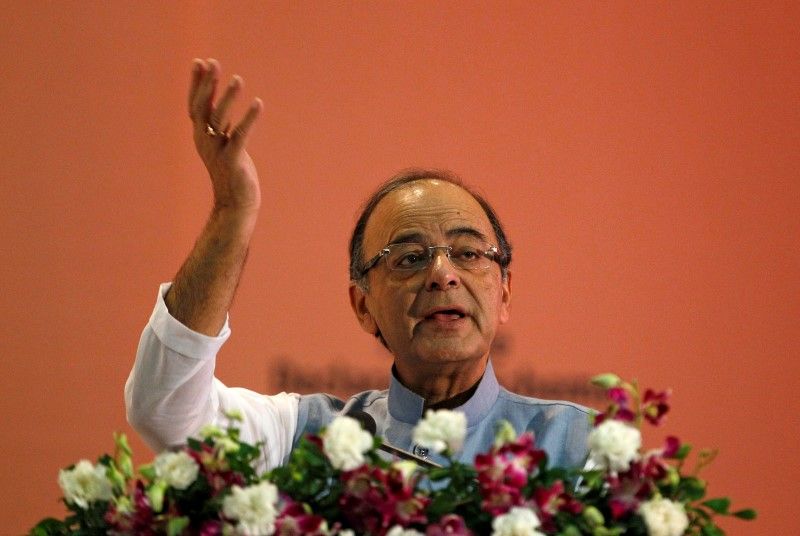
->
xmin=412 ymin=341 xmax=487 ymax=365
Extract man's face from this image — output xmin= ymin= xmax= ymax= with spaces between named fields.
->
xmin=350 ymin=179 xmax=511 ymax=370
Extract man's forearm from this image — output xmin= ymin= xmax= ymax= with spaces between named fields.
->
xmin=165 ymin=207 xmax=257 ymax=336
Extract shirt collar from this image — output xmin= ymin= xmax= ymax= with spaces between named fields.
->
xmin=387 ymin=359 xmax=500 ymax=427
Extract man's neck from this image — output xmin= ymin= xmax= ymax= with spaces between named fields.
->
xmin=392 ymin=358 xmax=488 ymax=408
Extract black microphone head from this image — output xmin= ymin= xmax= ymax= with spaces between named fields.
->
xmin=345 ymin=409 xmax=377 ymax=436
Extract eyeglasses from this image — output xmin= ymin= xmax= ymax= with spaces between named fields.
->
xmin=360 ymin=236 xmax=502 ymax=278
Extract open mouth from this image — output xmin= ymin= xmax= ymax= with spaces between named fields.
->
xmin=425 ymin=309 xmax=466 ymax=321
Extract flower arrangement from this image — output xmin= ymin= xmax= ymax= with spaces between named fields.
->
xmin=32 ymin=374 xmax=755 ymax=535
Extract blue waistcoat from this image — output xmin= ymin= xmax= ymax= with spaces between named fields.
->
xmin=293 ymin=361 xmax=592 ymax=470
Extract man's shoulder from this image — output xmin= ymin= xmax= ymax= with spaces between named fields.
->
xmin=494 ymin=388 xmax=594 ymax=468
xmin=496 ymin=387 xmax=593 ymax=418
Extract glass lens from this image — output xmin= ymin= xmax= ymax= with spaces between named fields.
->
xmin=450 ymin=237 xmax=492 ymax=269
xmin=386 ymin=244 xmax=430 ymax=271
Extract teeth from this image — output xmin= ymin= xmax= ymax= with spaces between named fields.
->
xmin=430 ymin=311 xmax=462 ymax=320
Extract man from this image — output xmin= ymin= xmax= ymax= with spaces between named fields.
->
xmin=126 ymin=59 xmax=590 ymax=471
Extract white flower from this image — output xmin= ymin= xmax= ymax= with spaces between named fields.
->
xmin=57 ymin=459 xmax=114 ymax=509
xmin=153 ymin=451 xmax=199 ymax=490
xmin=222 ymin=481 xmax=279 ymax=535
xmin=411 ymin=409 xmax=467 ymax=454
xmin=336 ymin=531 xmax=356 ymax=536
xmin=386 ymin=526 xmax=425 ymax=536
xmin=587 ymin=419 xmax=642 ymax=473
xmin=491 ymin=507 xmax=546 ymax=536
xmin=638 ymin=497 xmax=689 ymax=536
xmin=323 ymin=416 xmax=373 ymax=471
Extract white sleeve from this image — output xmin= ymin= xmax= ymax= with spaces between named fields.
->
xmin=125 ymin=283 xmax=299 ymax=470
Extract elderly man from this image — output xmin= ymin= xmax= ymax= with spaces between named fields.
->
xmin=126 ymin=59 xmax=590 ymax=470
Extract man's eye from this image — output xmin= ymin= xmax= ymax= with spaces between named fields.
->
xmin=395 ymin=252 xmax=427 ymax=268
xmin=453 ymin=248 xmax=481 ymax=262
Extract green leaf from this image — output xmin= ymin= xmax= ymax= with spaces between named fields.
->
xmin=167 ymin=516 xmax=190 ymax=536
xmin=675 ymin=444 xmax=692 ymax=460
xmin=29 ymin=518 xmax=68 ymax=536
xmin=732 ymin=508 xmax=757 ymax=520
xmin=679 ymin=476 xmax=707 ymax=501
xmin=702 ymin=497 xmax=730 ymax=514
xmin=139 ymin=463 xmax=156 ymax=481
xmin=700 ymin=523 xmax=725 ymax=536
xmin=428 ymin=468 xmax=451 ymax=481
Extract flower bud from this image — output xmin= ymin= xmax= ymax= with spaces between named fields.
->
xmin=494 ymin=420 xmax=517 ymax=447
xmin=583 ymin=505 xmax=605 ymax=527
xmin=590 ymin=373 xmax=621 ymax=389
xmin=224 ymin=409 xmax=244 ymax=422
xmin=147 ymin=480 xmax=167 ymax=513
xmin=199 ymin=424 xmax=225 ymax=439
xmin=106 ymin=465 xmax=126 ymax=492
xmin=666 ymin=467 xmax=681 ymax=487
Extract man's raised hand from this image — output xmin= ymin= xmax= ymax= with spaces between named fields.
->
xmin=165 ymin=59 xmax=264 ymax=335
xmin=188 ymin=58 xmax=263 ymax=215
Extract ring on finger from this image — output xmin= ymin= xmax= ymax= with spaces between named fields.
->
xmin=205 ymin=123 xmax=228 ymax=138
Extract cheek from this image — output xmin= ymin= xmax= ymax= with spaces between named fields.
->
xmin=476 ymin=281 xmax=507 ymax=321
xmin=372 ymin=287 xmax=412 ymax=331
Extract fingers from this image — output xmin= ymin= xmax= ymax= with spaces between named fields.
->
xmin=187 ymin=59 xmax=205 ymax=117
xmin=229 ymin=98 xmax=263 ymax=148
xmin=209 ymin=75 xmax=242 ymax=132
xmin=188 ymin=58 xmax=259 ymax=143
xmin=188 ymin=59 xmax=220 ymax=125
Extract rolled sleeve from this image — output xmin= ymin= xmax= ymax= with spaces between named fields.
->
xmin=125 ymin=283 xmax=298 ymax=470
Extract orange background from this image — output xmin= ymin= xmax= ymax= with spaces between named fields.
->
xmin=1 ymin=2 xmax=798 ymax=533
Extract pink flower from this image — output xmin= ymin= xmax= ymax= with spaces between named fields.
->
xmin=187 ymin=443 xmax=245 ymax=495
xmin=104 ymin=480 xmax=156 ymax=534
xmin=531 ymin=481 xmax=583 ymax=532
xmin=642 ymin=389 xmax=671 ymax=425
xmin=274 ymin=501 xmax=328 ymax=535
xmin=594 ymin=386 xmax=637 ymax=425
xmin=475 ymin=433 xmax=545 ymax=516
xmin=608 ymin=387 xmax=630 ymax=405
xmin=479 ymin=481 xmax=524 ymax=516
xmin=662 ymin=436 xmax=681 ymax=458
xmin=198 ymin=520 xmax=223 ymax=536
xmin=339 ymin=465 xmax=429 ymax=534
xmin=605 ymin=461 xmax=655 ymax=519
xmin=425 ymin=514 xmax=473 ymax=535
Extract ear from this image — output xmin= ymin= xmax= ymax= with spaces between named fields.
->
xmin=349 ymin=282 xmax=379 ymax=335
xmin=499 ymin=270 xmax=512 ymax=324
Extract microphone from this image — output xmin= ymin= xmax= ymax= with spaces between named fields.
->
xmin=346 ymin=410 xmax=442 ymax=469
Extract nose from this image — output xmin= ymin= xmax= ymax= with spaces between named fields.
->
xmin=424 ymin=247 xmax=461 ymax=291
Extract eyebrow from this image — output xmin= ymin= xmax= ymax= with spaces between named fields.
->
xmin=388 ymin=226 xmax=489 ymax=245
xmin=446 ymin=226 xmax=489 ymax=242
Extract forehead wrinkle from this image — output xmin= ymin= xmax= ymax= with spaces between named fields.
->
xmin=364 ymin=180 xmax=495 ymax=254
xmin=445 ymin=226 xmax=489 ymax=242
xmin=384 ymin=213 xmax=488 ymax=243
